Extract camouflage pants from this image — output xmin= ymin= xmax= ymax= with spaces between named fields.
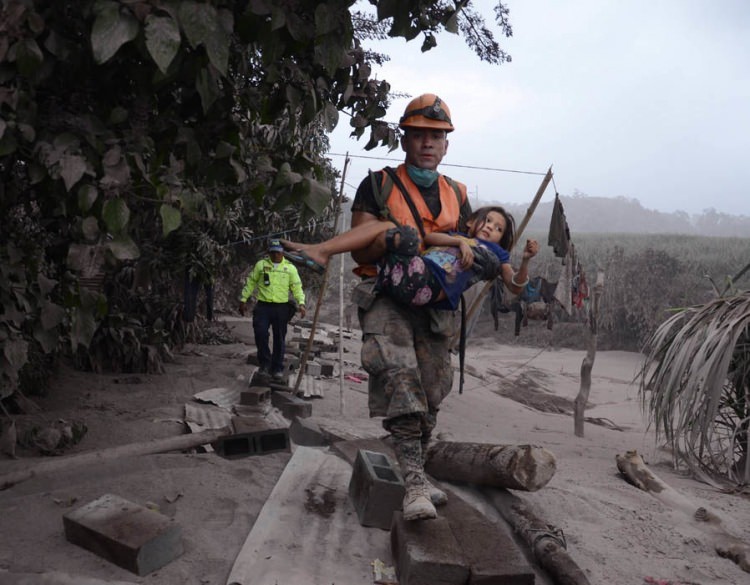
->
xmin=357 ymin=290 xmax=458 ymax=441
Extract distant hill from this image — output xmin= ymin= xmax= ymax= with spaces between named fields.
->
xmin=482 ymin=194 xmax=750 ymax=237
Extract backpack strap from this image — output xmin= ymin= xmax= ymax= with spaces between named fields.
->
xmin=443 ymin=174 xmax=466 ymax=230
xmin=369 ymin=169 xmax=400 ymax=225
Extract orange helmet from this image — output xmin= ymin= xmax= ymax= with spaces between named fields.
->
xmin=399 ymin=93 xmax=454 ymax=133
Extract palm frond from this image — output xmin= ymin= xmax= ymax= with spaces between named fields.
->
xmin=640 ymin=290 xmax=750 ymax=487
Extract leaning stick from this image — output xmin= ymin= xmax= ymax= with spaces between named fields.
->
xmin=0 ymin=427 xmax=230 ymax=491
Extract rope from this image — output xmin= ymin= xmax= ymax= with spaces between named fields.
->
xmin=328 ymin=152 xmax=548 ymax=177
xmin=528 ymin=525 xmax=567 ymax=550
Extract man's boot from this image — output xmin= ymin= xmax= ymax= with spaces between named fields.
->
xmin=394 ymin=438 xmax=437 ymax=521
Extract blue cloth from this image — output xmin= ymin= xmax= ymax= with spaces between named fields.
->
xmin=422 ymin=237 xmax=509 ymax=310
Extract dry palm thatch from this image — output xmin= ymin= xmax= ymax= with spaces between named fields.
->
xmin=640 ymin=290 xmax=750 ymax=488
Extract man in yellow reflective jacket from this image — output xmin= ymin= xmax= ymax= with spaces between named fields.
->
xmin=239 ymin=239 xmax=306 ymax=381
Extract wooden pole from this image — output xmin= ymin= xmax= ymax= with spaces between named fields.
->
xmin=574 ymin=270 xmax=604 ymax=437
xmin=424 ymin=440 xmax=556 ymax=492
xmin=294 ymin=155 xmax=350 ymax=396
xmin=458 ymin=166 xmax=554 ymax=344
xmin=483 ymin=487 xmax=592 ymax=585
xmin=0 ymin=427 xmax=230 ymax=491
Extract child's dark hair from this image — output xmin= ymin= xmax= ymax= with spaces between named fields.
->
xmin=466 ymin=206 xmax=516 ymax=250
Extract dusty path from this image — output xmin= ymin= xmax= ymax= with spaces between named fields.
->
xmin=1 ymin=316 xmax=748 ymax=585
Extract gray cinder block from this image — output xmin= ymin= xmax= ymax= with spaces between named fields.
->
xmin=348 ymin=449 xmax=404 ymax=530
xmin=63 ymin=494 xmax=183 ymax=576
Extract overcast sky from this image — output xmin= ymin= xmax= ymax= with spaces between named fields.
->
xmin=328 ymin=0 xmax=750 ymax=217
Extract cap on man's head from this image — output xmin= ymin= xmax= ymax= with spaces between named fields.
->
xmin=268 ymin=239 xmax=283 ymax=252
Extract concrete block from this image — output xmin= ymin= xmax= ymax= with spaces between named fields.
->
xmin=271 ymin=391 xmax=313 ymax=419
xmin=319 ymin=362 xmax=335 ymax=377
xmin=241 ymin=386 xmax=271 ymax=406
xmin=349 ymin=449 xmax=404 ymax=530
xmin=212 ymin=415 xmax=290 ymax=458
xmin=304 ymin=361 xmax=322 ymax=376
xmin=235 ymin=402 xmax=271 ymax=417
xmin=391 ymin=511 xmax=469 ymax=585
xmin=442 ymin=490 xmax=535 ymax=584
xmin=63 ymin=494 xmax=182 ymax=576
xmin=288 ymin=417 xmax=328 ymax=447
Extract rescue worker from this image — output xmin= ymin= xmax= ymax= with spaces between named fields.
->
xmin=239 ymin=239 xmax=306 ymax=381
xmin=349 ymin=94 xmax=472 ymax=520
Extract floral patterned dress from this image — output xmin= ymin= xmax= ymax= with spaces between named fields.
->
xmin=376 ymin=235 xmax=509 ymax=310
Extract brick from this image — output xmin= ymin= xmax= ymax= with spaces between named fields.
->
xmin=240 ymin=386 xmax=271 ymax=406
xmin=211 ymin=415 xmax=290 ymax=458
xmin=441 ymin=489 xmax=535 ymax=584
xmin=348 ymin=449 xmax=404 ymax=530
xmin=63 ymin=494 xmax=182 ymax=576
xmin=271 ymin=391 xmax=313 ymax=419
xmin=391 ymin=511 xmax=469 ymax=585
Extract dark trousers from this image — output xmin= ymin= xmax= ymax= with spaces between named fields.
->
xmin=184 ymin=274 xmax=214 ymax=322
xmin=252 ymin=301 xmax=290 ymax=374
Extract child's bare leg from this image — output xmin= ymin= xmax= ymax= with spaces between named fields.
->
xmin=281 ymin=221 xmax=396 ymax=267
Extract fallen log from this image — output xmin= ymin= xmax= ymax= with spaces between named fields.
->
xmin=616 ymin=449 xmax=749 ymax=573
xmin=425 ymin=441 xmax=556 ymax=491
xmin=482 ymin=486 xmax=591 ymax=585
xmin=0 ymin=426 xmax=230 ymax=491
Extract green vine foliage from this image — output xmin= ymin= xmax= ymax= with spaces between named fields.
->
xmin=0 ymin=0 xmax=512 ymax=393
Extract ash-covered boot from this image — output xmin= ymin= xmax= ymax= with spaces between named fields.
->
xmin=394 ymin=439 xmax=437 ymax=521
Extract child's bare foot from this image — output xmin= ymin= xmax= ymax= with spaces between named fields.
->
xmin=280 ymin=238 xmax=306 ymax=252
xmin=280 ymin=240 xmax=329 ymax=273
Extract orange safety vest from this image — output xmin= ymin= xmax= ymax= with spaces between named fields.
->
xmin=354 ymin=164 xmax=467 ymax=277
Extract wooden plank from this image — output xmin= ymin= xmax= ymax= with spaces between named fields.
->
xmin=225 ymin=446 xmax=392 ymax=585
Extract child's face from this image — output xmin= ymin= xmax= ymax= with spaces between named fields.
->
xmin=469 ymin=211 xmax=506 ymax=243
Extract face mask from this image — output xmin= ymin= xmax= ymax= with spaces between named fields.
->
xmin=407 ymin=164 xmax=439 ymax=188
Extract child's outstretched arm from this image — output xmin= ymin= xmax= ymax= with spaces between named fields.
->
xmin=503 ymin=238 xmax=539 ymax=294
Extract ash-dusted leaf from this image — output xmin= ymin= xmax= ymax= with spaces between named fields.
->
xmin=301 ymin=177 xmax=332 ymax=216
xmin=77 ymin=184 xmax=99 ymax=213
xmin=145 ymin=14 xmax=180 ymax=74
xmin=91 ymin=0 xmax=139 ymax=64
xmin=273 ymin=162 xmax=302 ymax=188
xmin=106 ymin=236 xmax=140 ymax=260
xmin=102 ymin=197 xmax=130 ymax=234
xmin=196 ymin=66 xmax=219 ymax=113
xmin=3 ymin=338 xmax=28 ymax=370
xmin=59 ymin=153 xmax=86 ymax=191
xmin=40 ymin=301 xmax=66 ymax=330
xmin=160 ymin=204 xmax=181 ymax=237
xmin=177 ymin=1 xmax=230 ymax=75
